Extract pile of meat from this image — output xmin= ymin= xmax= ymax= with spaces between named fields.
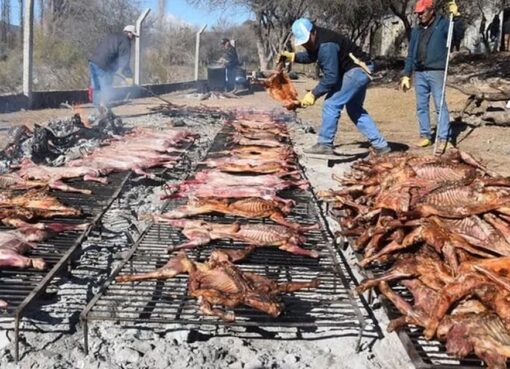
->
xmin=0 ymin=128 xmax=197 ymax=194
xmin=323 ymin=149 xmax=510 ymax=369
xmin=118 ymin=112 xmax=319 ymax=320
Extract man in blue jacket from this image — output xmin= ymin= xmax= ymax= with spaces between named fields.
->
xmin=400 ymin=0 xmax=462 ymax=150
xmin=280 ymin=18 xmax=390 ymax=156
xmin=89 ymin=25 xmax=138 ymax=112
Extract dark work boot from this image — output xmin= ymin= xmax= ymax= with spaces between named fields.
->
xmin=303 ymin=143 xmax=334 ymax=155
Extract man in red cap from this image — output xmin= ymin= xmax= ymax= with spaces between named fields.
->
xmin=400 ymin=0 xmax=463 ymax=152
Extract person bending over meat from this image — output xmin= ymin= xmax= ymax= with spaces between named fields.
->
xmin=279 ymin=18 xmax=391 ymax=156
xmin=88 ymin=25 xmax=138 ymax=113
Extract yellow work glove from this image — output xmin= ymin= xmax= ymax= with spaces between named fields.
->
xmin=400 ymin=76 xmax=411 ymax=92
xmin=300 ymin=91 xmax=316 ymax=108
xmin=124 ymin=77 xmax=134 ymax=86
xmin=278 ymin=51 xmax=295 ymax=63
xmin=447 ymin=0 xmax=460 ymax=16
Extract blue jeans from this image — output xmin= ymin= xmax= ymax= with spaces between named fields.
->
xmin=319 ymin=65 xmax=388 ymax=149
xmin=414 ymin=70 xmax=450 ymax=140
xmin=89 ymin=62 xmax=114 ymax=109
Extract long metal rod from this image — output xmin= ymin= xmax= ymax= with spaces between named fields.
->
xmin=433 ymin=14 xmax=454 ymax=155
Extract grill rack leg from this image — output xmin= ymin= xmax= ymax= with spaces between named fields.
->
xmin=82 ymin=317 xmax=89 ymax=355
xmin=14 ymin=314 xmax=20 ymax=361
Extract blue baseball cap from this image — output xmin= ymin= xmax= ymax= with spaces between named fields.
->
xmin=292 ymin=18 xmax=314 ymax=46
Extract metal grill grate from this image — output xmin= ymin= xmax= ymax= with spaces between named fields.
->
xmin=82 ymin=120 xmax=370 ymax=353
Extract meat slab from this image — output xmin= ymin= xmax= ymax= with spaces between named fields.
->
xmin=116 ymin=248 xmax=319 ymax=321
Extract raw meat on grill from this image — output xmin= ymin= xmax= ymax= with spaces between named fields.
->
xmin=155 ymin=197 xmax=317 ymax=231
xmin=163 ymin=182 xmax=297 ymax=205
xmin=0 ymin=221 xmax=88 ymax=270
xmin=115 ymin=248 xmax=319 ymax=320
xmin=0 ymin=299 xmax=6 ymax=309
xmin=191 ymin=170 xmax=305 ymax=188
xmin=152 ymin=219 xmax=320 ymax=258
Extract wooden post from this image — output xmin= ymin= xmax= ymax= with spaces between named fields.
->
xmin=195 ymin=24 xmax=207 ymax=81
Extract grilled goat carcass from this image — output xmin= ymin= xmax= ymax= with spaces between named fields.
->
xmin=153 ymin=219 xmax=320 ymax=258
xmin=230 ymin=133 xmax=286 ymax=148
xmin=437 ymin=313 xmax=510 ymax=369
xmin=158 ymin=197 xmax=317 ymax=231
xmin=263 ymin=63 xmax=300 ymax=111
xmin=0 ymin=190 xmax=81 ymax=220
xmin=116 ymin=248 xmax=319 ymax=320
xmin=0 ymin=221 xmax=88 ymax=270
xmin=200 ymin=157 xmax=296 ymax=174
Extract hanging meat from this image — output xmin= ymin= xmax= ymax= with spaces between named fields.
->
xmin=115 ymin=248 xmax=319 ymax=321
xmin=152 ymin=219 xmax=320 ymax=258
xmin=156 ymin=197 xmax=318 ymax=231
xmin=262 ymin=59 xmax=300 ymax=111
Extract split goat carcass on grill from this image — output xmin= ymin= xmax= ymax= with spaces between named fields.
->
xmin=324 ymin=149 xmax=510 ymax=369
xmin=0 ymin=190 xmax=81 ymax=226
xmin=1 ymin=128 xmax=196 ymax=193
xmin=152 ymin=219 xmax=319 ymax=258
xmin=116 ymin=247 xmax=319 ymax=320
xmin=156 ymin=197 xmax=320 ymax=230
xmin=160 ymin=112 xmax=320 ymax=262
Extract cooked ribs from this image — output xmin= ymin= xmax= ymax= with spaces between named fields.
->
xmin=116 ymin=248 xmax=319 ymax=320
xmin=153 ymin=219 xmax=320 ymax=258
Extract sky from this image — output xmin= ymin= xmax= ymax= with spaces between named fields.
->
xmin=142 ymin=0 xmax=251 ymax=27
xmin=8 ymin=1 xmax=252 ymax=27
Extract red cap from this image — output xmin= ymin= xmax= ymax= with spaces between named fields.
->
xmin=415 ymin=0 xmax=434 ymax=13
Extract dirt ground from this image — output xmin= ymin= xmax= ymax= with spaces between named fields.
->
xmin=2 ymin=77 xmax=508 ymax=175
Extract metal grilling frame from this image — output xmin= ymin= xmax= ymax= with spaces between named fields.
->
xmin=81 ymin=118 xmax=371 ymax=354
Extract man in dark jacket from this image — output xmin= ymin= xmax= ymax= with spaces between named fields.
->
xmin=400 ymin=0 xmax=462 ymax=150
xmin=280 ymin=18 xmax=390 ymax=156
xmin=219 ymin=38 xmax=240 ymax=91
xmin=89 ymin=25 xmax=138 ymax=110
